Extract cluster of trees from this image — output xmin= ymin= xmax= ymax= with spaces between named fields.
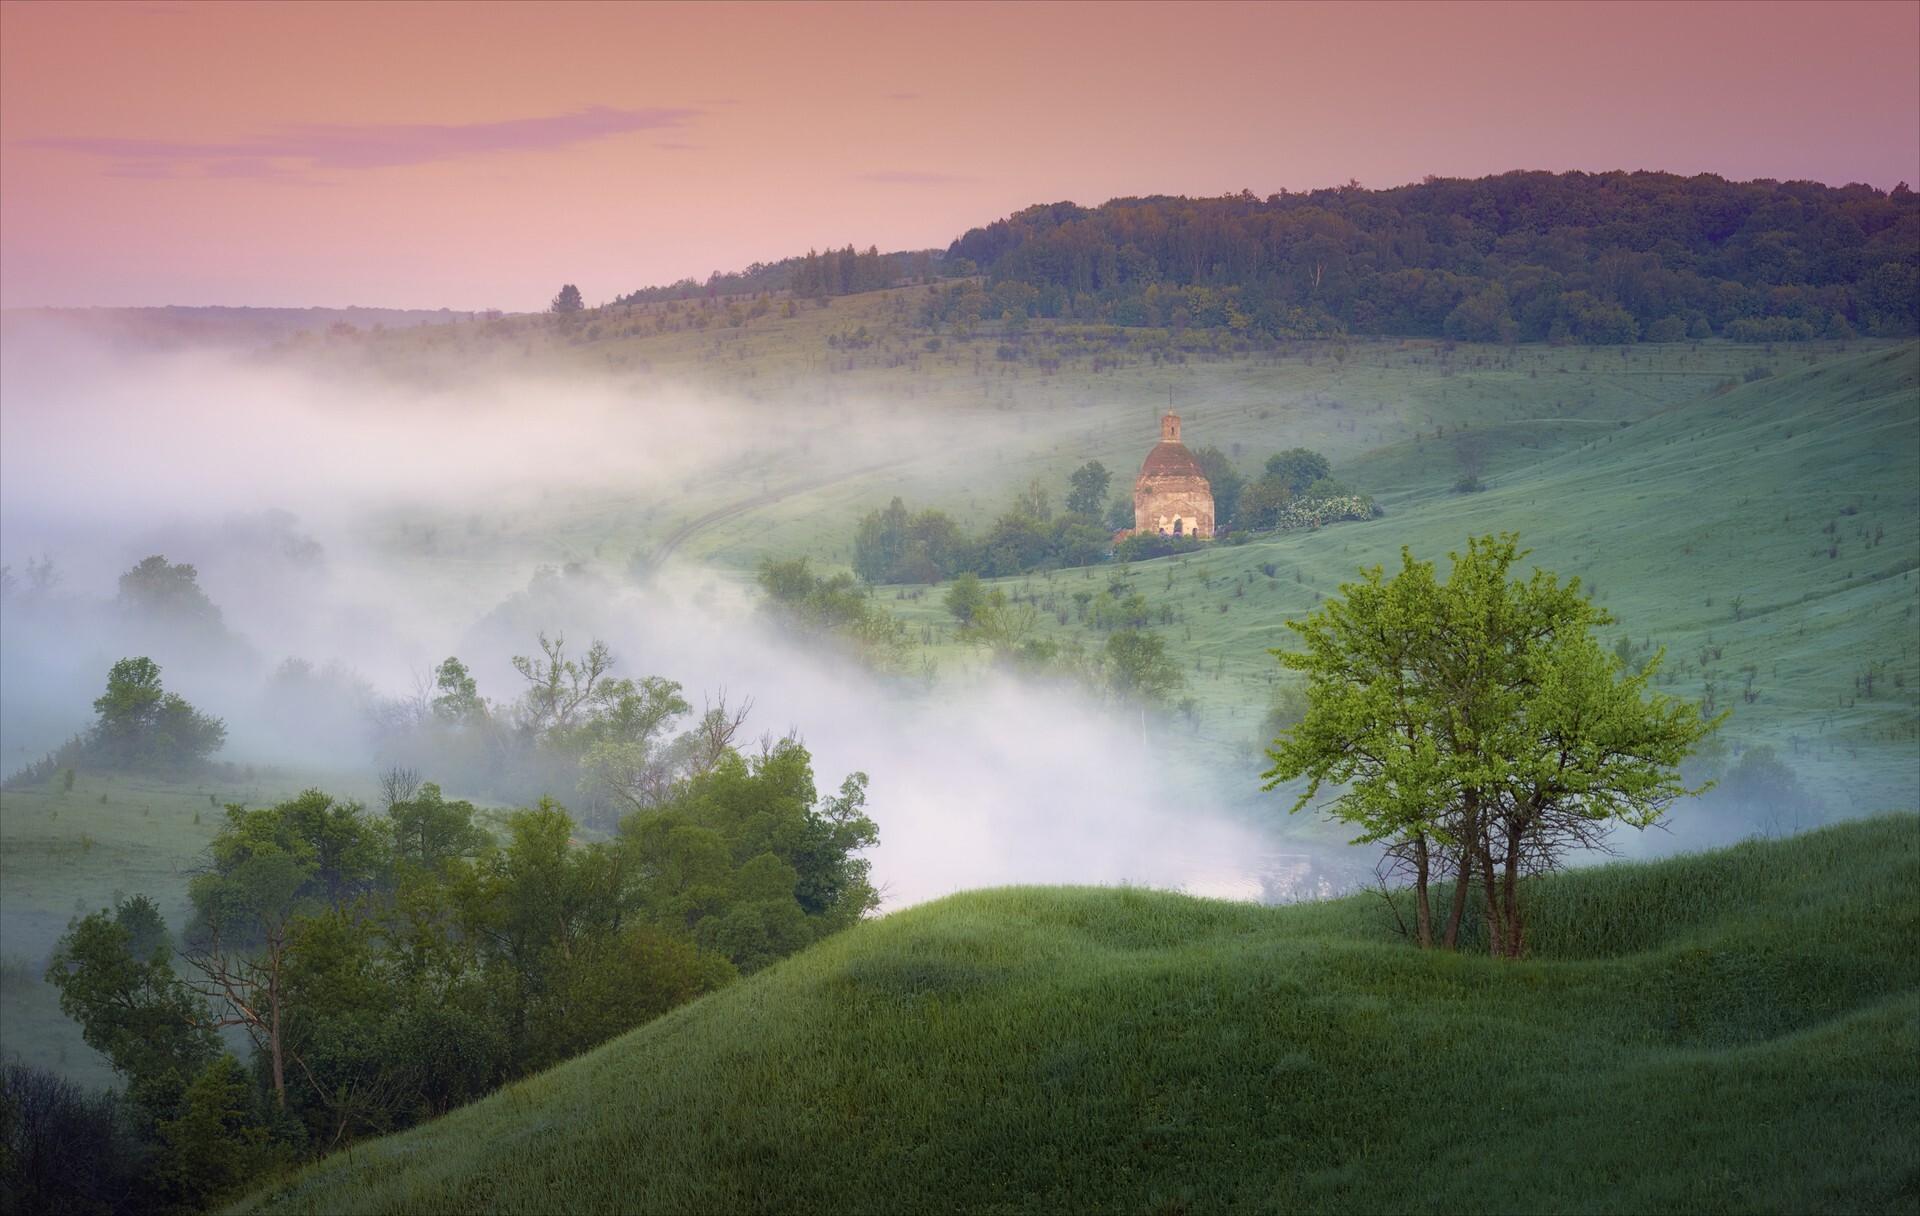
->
xmin=1227 ymin=448 xmax=1373 ymax=530
xmin=948 ymin=575 xmax=1187 ymax=709
xmin=86 ymin=657 xmax=226 ymax=772
xmin=114 ymin=556 xmax=227 ymax=635
xmin=374 ymin=634 xmax=791 ymax=830
xmin=36 ymin=731 xmax=875 ymax=1209
xmin=943 ymin=173 xmax=1919 ymax=342
xmin=852 ymin=476 xmax=1114 ymax=585
xmin=754 ymin=557 xmax=908 ymax=668
xmin=1264 ymin=535 xmax=1718 ymax=957
xmin=851 ymin=447 xmax=1366 ymax=587
xmin=753 ymin=540 xmax=1189 ymax=710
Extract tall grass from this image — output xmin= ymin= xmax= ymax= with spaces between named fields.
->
xmin=237 ymin=815 xmax=1918 ymax=1214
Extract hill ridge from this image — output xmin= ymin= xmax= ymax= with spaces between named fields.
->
xmin=238 ymin=815 xmax=1919 ymax=1214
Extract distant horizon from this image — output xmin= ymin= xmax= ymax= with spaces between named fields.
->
xmin=6 ymin=166 xmax=1916 ymax=314
xmin=4 ymin=1 xmax=1915 ymax=311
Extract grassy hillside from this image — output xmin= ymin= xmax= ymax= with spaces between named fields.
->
xmin=860 ymin=342 xmax=1920 ymax=814
xmin=235 ymin=814 xmax=1919 ymax=1214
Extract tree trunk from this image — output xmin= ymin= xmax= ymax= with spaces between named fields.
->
xmin=1441 ymin=843 xmax=1473 ymax=950
xmin=1479 ymin=843 xmax=1506 ymax=959
xmin=1501 ymin=832 xmax=1524 ymax=959
xmin=267 ymin=983 xmax=286 ymax=1108
xmin=1413 ymin=834 xmax=1433 ymax=949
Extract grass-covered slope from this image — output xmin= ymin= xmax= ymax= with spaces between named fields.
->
xmin=871 ymin=341 xmax=1919 ymax=812
xmin=238 ymin=815 xmax=1919 ymax=1215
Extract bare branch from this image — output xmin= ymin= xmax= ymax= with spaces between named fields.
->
xmin=377 ymin=765 xmax=422 ymax=811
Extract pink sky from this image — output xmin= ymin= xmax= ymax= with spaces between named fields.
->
xmin=3 ymin=0 xmax=1915 ymax=311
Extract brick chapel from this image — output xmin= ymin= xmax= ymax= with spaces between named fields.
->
xmin=1133 ymin=410 xmax=1214 ymax=538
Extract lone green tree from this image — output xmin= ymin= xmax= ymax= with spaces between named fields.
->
xmin=1104 ymin=628 xmax=1185 ymax=705
xmin=1263 ymin=534 xmax=1719 ymax=957
xmin=1065 ymin=461 xmax=1112 ymax=517
xmin=550 ymin=283 xmax=584 ymax=314
xmin=1264 ymin=448 xmax=1331 ymax=497
xmin=91 ymin=657 xmax=226 ymax=771
xmin=943 ymin=572 xmax=990 ymax=626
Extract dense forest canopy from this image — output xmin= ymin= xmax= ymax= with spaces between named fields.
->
xmin=600 ymin=172 xmax=1915 ymax=343
xmin=943 ymin=172 xmax=1919 ymax=342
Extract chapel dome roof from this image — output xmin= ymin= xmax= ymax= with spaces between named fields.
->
xmin=1140 ymin=441 xmax=1204 ymax=480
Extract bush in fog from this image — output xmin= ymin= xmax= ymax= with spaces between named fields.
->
xmin=756 ymin=557 xmax=906 ymax=668
xmin=115 ymin=555 xmax=225 ymax=636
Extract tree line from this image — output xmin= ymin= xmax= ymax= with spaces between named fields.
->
xmin=943 ymin=172 xmax=1919 ymax=342
xmin=610 ymin=247 xmax=947 ymax=307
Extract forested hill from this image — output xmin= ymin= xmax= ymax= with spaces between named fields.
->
xmin=944 ymin=172 xmax=1920 ymax=343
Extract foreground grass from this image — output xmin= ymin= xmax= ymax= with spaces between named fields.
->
xmin=238 ymin=814 xmax=1919 ymax=1215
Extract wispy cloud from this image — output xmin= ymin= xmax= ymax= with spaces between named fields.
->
xmin=22 ymin=105 xmax=700 ymax=178
xmin=885 ymin=91 xmax=921 ymax=102
xmin=857 ymin=169 xmax=973 ymax=185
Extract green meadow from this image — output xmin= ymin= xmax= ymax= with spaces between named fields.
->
xmin=234 ymin=814 xmax=1919 ymax=1215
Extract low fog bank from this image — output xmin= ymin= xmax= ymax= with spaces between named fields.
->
xmin=0 ymin=312 xmax=958 ymax=749
xmin=2 ymin=321 xmax=1358 ymax=908
xmin=3 ymin=317 xmax=810 ymax=542
xmin=454 ymin=567 xmax=1363 ymax=907
xmin=0 ymin=549 xmax=1355 ymax=910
